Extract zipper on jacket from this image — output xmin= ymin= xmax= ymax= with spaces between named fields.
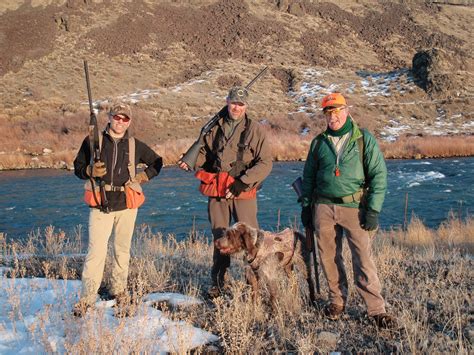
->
xmin=118 ymin=146 xmax=124 ymax=176
xmin=111 ymin=139 xmax=118 ymax=186
xmin=325 ymin=136 xmax=340 ymax=177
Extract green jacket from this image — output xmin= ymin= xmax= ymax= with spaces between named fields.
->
xmin=301 ymin=122 xmax=387 ymax=212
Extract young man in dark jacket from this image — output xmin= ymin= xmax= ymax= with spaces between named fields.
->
xmin=300 ymin=93 xmax=396 ymax=329
xmin=73 ymin=103 xmax=162 ymax=316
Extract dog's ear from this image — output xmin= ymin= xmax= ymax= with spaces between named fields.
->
xmin=240 ymin=225 xmax=258 ymax=257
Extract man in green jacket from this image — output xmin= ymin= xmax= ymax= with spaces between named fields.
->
xmin=300 ymin=92 xmax=396 ymax=329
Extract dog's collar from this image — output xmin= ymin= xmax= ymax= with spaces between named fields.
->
xmin=247 ymin=230 xmax=265 ymax=269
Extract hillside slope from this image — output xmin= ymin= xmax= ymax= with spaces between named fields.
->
xmin=0 ymin=0 xmax=472 ymax=168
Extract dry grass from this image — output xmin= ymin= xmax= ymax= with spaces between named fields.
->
xmin=153 ymin=138 xmax=195 ymax=166
xmin=385 ymin=213 xmax=474 ymax=254
xmin=0 ymin=96 xmax=473 ymax=170
xmin=1 ymin=115 xmax=473 ymax=170
xmin=381 ymin=135 xmax=474 ymax=159
xmin=1 ymin=216 xmax=473 ymax=352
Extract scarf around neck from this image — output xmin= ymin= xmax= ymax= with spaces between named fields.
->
xmin=327 ymin=116 xmax=353 ymax=137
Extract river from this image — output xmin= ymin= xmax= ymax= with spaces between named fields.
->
xmin=0 ymin=158 xmax=473 ymax=241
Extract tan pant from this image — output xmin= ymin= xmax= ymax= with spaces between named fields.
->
xmin=314 ymin=204 xmax=386 ymax=316
xmin=81 ymin=208 xmax=138 ymax=305
xmin=208 ymin=197 xmax=258 ymax=287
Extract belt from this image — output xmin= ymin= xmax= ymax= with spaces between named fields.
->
xmin=316 ymin=189 xmax=364 ymax=204
xmin=104 ymin=184 xmax=125 ymax=192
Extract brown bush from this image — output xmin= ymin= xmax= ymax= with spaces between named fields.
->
xmin=381 ymin=135 xmax=474 ymax=159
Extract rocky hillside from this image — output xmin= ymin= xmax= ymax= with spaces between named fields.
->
xmin=0 ymin=0 xmax=472 ymax=167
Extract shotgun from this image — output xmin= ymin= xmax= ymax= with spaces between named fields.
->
xmin=179 ymin=66 xmax=268 ymax=170
xmin=83 ymin=60 xmax=109 ymax=213
xmin=292 ymin=177 xmax=320 ymax=295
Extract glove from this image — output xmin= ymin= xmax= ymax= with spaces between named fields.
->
xmin=361 ymin=209 xmax=379 ymax=231
xmin=87 ymin=161 xmax=107 ymax=178
xmin=135 ymin=171 xmax=149 ymax=184
xmin=229 ymin=179 xmax=249 ymax=197
xmin=301 ymin=206 xmax=313 ymax=229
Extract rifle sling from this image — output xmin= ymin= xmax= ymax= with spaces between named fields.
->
xmin=211 ymin=115 xmax=250 ymax=174
xmin=236 ymin=116 xmax=250 ymax=164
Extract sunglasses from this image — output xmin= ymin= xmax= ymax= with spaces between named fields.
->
xmin=111 ymin=114 xmax=131 ymax=123
xmin=323 ymin=106 xmax=346 ymax=116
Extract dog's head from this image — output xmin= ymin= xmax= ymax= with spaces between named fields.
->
xmin=215 ymin=222 xmax=259 ymax=255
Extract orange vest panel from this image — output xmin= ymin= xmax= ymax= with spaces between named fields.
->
xmin=195 ymin=170 xmax=256 ymax=199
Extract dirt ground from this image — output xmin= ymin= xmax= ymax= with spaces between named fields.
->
xmin=0 ymin=0 xmax=472 ymax=168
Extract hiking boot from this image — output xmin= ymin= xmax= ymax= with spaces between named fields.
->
xmin=113 ymin=292 xmax=138 ymax=318
xmin=72 ymin=300 xmax=93 ymax=318
xmin=323 ymin=303 xmax=345 ymax=320
xmin=371 ymin=313 xmax=398 ymax=329
xmin=207 ymin=285 xmax=223 ymax=299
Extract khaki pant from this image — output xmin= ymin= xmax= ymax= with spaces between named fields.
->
xmin=81 ymin=208 xmax=138 ymax=305
xmin=314 ymin=204 xmax=386 ymax=316
xmin=208 ymin=197 xmax=258 ymax=287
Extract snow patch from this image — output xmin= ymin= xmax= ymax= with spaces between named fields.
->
xmin=0 ymin=277 xmax=217 ymax=353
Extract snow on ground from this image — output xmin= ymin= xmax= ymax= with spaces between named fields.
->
xmin=78 ymin=66 xmax=471 ymax=142
xmin=380 ymin=119 xmax=411 ymax=142
xmin=289 ymin=68 xmax=472 ymax=141
xmin=290 ymin=68 xmax=416 ymax=115
xmin=0 ymin=276 xmax=217 ymax=353
xmin=462 ymin=120 xmax=474 ymax=128
xmin=357 ymin=69 xmax=416 ymax=98
xmin=290 ymin=68 xmax=335 ymax=113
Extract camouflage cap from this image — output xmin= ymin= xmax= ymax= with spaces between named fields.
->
xmin=109 ymin=102 xmax=132 ymax=119
xmin=227 ymin=86 xmax=249 ymax=105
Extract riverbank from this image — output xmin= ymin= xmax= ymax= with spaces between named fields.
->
xmin=0 ymin=216 xmax=472 ymax=352
xmin=1 ymin=133 xmax=473 ymax=171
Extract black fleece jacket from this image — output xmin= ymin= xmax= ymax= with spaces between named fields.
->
xmin=74 ymin=129 xmax=162 ymax=211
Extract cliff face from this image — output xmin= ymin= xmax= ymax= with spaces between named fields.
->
xmin=0 ymin=0 xmax=472 ymax=157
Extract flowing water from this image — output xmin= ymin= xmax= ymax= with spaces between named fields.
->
xmin=0 ymin=158 xmax=473 ymax=241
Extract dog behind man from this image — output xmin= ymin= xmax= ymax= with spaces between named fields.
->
xmin=215 ymin=222 xmax=315 ymax=310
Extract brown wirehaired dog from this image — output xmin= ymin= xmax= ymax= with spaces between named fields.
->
xmin=215 ymin=222 xmax=315 ymax=308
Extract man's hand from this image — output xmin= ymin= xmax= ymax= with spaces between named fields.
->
xmin=361 ymin=209 xmax=379 ymax=231
xmin=87 ymin=161 xmax=107 ymax=178
xmin=135 ymin=171 xmax=149 ymax=184
xmin=301 ymin=206 xmax=313 ymax=229
xmin=178 ymin=155 xmax=191 ymax=171
xmin=225 ymin=179 xmax=248 ymax=199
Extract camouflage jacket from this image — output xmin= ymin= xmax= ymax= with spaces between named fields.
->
xmin=195 ymin=108 xmax=272 ymax=188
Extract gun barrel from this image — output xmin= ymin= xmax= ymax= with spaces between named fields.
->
xmin=83 ymin=60 xmax=109 ymax=213
xmin=245 ymin=66 xmax=268 ymax=90
xmin=83 ymin=60 xmax=94 ymax=114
